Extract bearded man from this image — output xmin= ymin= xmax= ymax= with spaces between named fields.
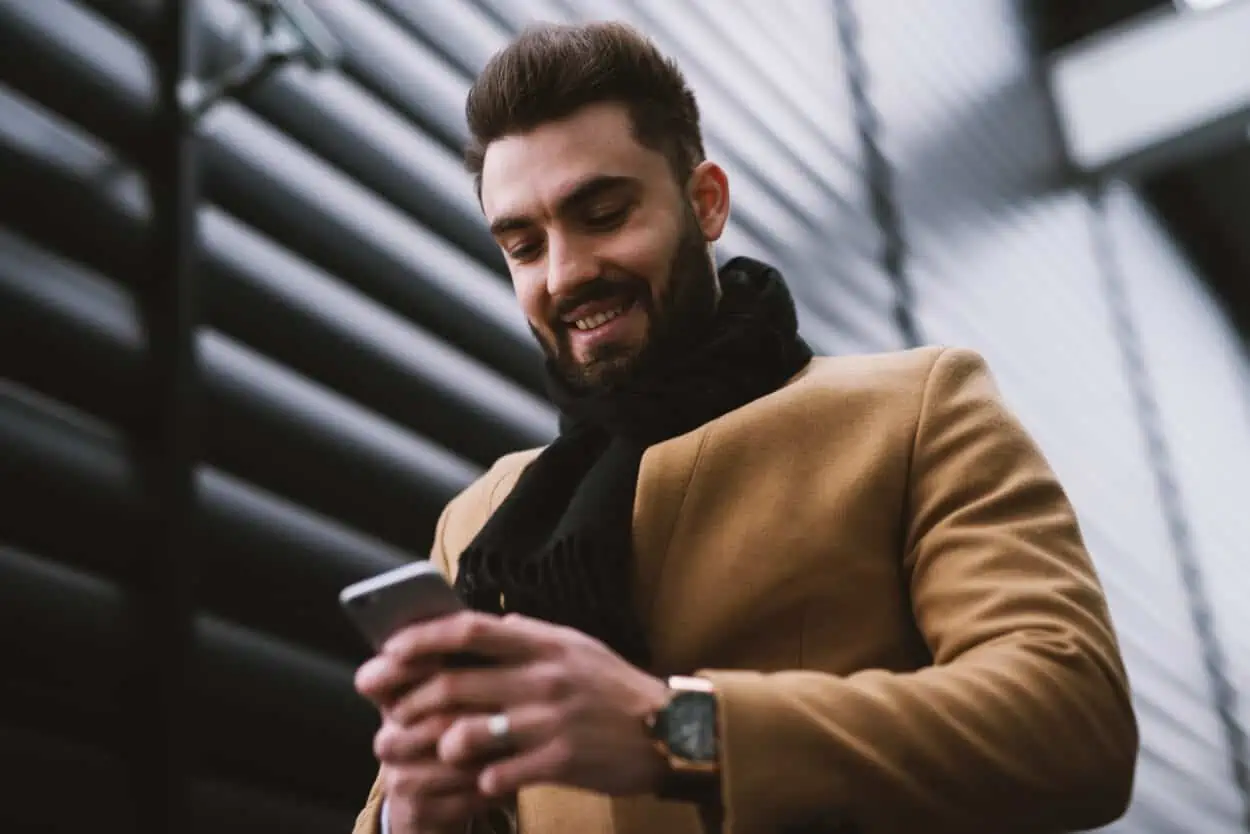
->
xmin=351 ymin=20 xmax=1138 ymax=834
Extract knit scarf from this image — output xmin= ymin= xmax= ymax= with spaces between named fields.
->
xmin=453 ymin=257 xmax=812 ymax=667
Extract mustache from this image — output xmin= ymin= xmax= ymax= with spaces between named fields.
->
xmin=550 ymin=277 xmax=647 ymax=325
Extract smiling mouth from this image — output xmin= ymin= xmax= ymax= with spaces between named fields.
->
xmin=570 ymin=301 xmax=631 ymax=331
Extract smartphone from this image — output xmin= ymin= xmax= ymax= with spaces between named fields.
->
xmin=339 ymin=560 xmax=466 ymax=652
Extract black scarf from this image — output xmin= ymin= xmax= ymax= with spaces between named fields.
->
xmin=453 ymin=257 xmax=812 ymax=668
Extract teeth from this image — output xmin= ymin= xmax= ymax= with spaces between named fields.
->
xmin=574 ymin=306 xmax=625 ymax=331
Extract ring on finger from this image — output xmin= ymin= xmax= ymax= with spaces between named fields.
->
xmin=486 ymin=711 xmax=511 ymax=745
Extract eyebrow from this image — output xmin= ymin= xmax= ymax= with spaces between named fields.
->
xmin=488 ymin=174 xmax=640 ymax=237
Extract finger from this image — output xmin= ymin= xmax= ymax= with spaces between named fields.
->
xmin=386 ymin=759 xmax=483 ymax=798
xmin=389 ymin=791 xmax=490 ymax=832
xmin=391 ymin=663 xmax=557 ymax=726
xmin=389 ymin=669 xmax=502 ymax=726
xmin=355 ymin=656 xmax=410 ymax=706
xmin=355 ymin=655 xmax=441 ymax=707
xmin=374 ymin=714 xmax=458 ymax=763
xmin=383 ymin=611 xmax=552 ymax=666
xmin=437 ymin=705 xmax=558 ymax=766
xmin=478 ymin=738 xmax=573 ymax=797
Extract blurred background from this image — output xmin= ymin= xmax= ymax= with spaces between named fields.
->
xmin=1 ymin=0 xmax=1248 ymax=832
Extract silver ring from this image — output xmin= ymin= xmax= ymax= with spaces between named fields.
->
xmin=486 ymin=711 xmax=511 ymax=742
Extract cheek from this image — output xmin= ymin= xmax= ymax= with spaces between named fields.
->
xmin=601 ymin=223 xmax=679 ymax=296
xmin=511 ymin=268 xmax=549 ymax=327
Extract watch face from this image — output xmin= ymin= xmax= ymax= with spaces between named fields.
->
xmin=666 ymin=691 xmax=718 ymax=762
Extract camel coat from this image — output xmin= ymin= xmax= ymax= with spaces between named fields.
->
xmin=352 ymin=346 xmax=1138 ymax=834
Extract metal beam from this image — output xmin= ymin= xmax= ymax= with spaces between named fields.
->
xmin=1048 ymin=1 xmax=1250 ymax=177
xmin=129 ymin=1 xmax=203 ymax=833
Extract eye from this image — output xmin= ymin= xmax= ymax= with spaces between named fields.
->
xmin=583 ymin=204 xmax=630 ymax=231
xmin=506 ymin=240 xmax=544 ymax=263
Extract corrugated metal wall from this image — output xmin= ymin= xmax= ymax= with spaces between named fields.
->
xmin=0 ymin=0 xmax=882 ymax=831
xmin=0 ymin=1 xmax=1246 ymax=832
xmin=850 ymin=1 xmax=1250 ymax=831
xmin=1105 ymin=180 xmax=1250 ymax=813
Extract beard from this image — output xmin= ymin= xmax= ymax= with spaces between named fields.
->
xmin=536 ymin=211 xmax=719 ymax=394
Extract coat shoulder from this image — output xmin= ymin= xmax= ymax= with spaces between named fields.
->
xmin=797 ymin=345 xmax=954 ymax=390
xmin=789 ymin=345 xmax=997 ymax=407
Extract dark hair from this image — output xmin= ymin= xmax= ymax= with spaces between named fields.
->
xmin=464 ymin=21 xmax=705 ymax=196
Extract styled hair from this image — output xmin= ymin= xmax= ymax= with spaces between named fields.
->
xmin=464 ymin=21 xmax=705 ymax=195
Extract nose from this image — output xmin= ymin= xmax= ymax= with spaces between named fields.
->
xmin=545 ymin=233 xmax=598 ymax=302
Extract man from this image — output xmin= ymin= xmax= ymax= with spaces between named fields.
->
xmin=352 ymin=20 xmax=1138 ymax=834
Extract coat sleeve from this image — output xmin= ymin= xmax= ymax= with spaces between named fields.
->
xmin=698 ymin=347 xmax=1139 ymax=834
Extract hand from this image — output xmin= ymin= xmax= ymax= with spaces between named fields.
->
xmin=382 ymin=611 xmax=672 ymax=799
xmin=355 ymin=655 xmax=490 ymax=833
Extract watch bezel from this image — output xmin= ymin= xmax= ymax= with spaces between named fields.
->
xmin=650 ymin=676 xmax=720 ymax=776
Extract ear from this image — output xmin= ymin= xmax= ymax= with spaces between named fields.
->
xmin=686 ymin=161 xmax=731 ymax=242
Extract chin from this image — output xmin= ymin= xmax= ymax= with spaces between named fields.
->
xmin=564 ymin=349 xmax=641 ymax=392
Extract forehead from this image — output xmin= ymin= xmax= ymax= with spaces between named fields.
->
xmin=480 ymin=101 xmax=674 ymax=221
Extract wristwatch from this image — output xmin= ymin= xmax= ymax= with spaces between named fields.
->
xmin=645 ymin=675 xmax=721 ymax=801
